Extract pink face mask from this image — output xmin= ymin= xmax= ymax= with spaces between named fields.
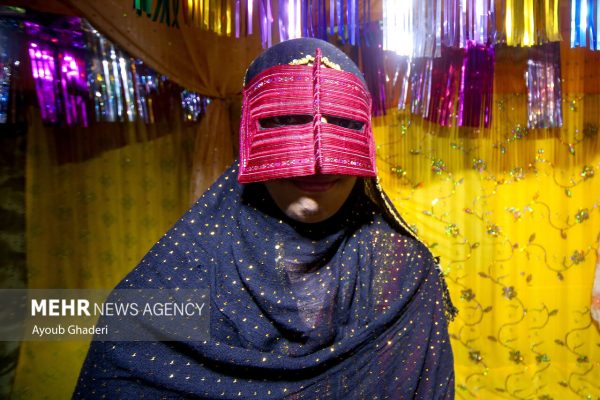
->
xmin=238 ymin=48 xmax=377 ymax=183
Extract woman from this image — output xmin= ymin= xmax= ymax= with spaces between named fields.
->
xmin=74 ymin=38 xmax=456 ymax=399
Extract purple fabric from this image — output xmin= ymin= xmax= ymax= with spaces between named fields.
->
xmin=360 ymin=22 xmax=386 ymax=116
xmin=260 ymin=0 xmax=267 ymax=48
xmin=336 ymin=0 xmax=344 ymax=43
xmin=235 ymin=0 xmax=240 ymax=38
xmin=318 ymin=0 xmax=327 ymax=40
xmin=349 ymin=0 xmax=356 ymax=45
xmin=425 ymin=47 xmax=463 ymax=126
xmin=458 ymin=41 xmax=494 ymax=128
xmin=330 ymin=0 xmax=335 ymax=36
xmin=248 ymin=0 xmax=253 ymax=35
xmin=409 ymin=58 xmax=433 ymax=118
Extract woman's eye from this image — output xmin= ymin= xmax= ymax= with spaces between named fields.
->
xmin=325 ymin=115 xmax=364 ymax=131
xmin=259 ymin=115 xmax=313 ymax=129
xmin=258 ymin=115 xmax=364 ymax=131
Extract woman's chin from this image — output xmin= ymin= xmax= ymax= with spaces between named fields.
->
xmin=284 ymin=198 xmax=329 ymax=223
xmin=264 ymin=175 xmax=357 ymax=223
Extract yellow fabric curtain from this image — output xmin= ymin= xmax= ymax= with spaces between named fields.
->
xmin=12 ymin=109 xmax=198 ymax=399
xmin=190 ymin=98 xmax=236 ymax=202
xmin=373 ymin=45 xmax=600 ymax=398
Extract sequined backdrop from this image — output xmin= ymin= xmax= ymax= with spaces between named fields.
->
xmin=374 ymin=45 xmax=600 ymax=399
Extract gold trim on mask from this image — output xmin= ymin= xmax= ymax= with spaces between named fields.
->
xmin=243 ymin=55 xmax=342 ymax=86
xmin=289 ymin=54 xmax=341 ymax=70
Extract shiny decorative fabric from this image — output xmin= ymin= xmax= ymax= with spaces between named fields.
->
xmin=238 ymin=40 xmax=376 ymax=183
xmin=74 ymin=163 xmax=456 ymax=399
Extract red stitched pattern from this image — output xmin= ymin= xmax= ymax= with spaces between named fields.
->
xmin=238 ymin=50 xmax=377 ymax=183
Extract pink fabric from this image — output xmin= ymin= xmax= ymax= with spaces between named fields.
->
xmin=238 ymin=48 xmax=376 ymax=183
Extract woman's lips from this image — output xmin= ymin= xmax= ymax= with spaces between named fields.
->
xmin=289 ymin=176 xmax=339 ymax=193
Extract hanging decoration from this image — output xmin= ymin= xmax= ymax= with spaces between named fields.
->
xmin=181 ymin=90 xmax=210 ymax=121
xmin=132 ymin=1 xmax=371 ymax=47
xmin=4 ymin=15 xmax=210 ymax=126
xmin=0 ymin=52 xmax=11 ymax=124
xmin=187 ymin=1 xmax=201 ymax=28
xmin=127 ymin=0 xmax=462 ymax=122
xmin=132 ymin=61 xmax=160 ymax=124
xmin=28 ymin=41 xmax=59 ymax=123
xmin=259 ymin=0 xmax=274 ymax=48
xmin=503 ymin=0 xmax=561 ymax=46
xmin=25 ymin=20 xmax=89 ymax=127
xmin=247 ymin=0 xmax=253 ymax=35
xmin=382 ymin=0 xmax=496 ymax=126
xmin=133 ymin=0 xmax=153 ymax=17
xmin=571 ymin=0 xmax=600 ymax=50
xmin=134 ymin=0 xmax=233 ymax=35
xmin=402 ymin=43 xmax=494 ymax=128
xmin=409 ymin=58 xmax=433 ymax=117
xmin=15 ymin=1 xmax=580 ymax=131
xmin=383 ymin=0 xmax=413 ymax=57
xmin=525 ymin=42 xmax=563 ymax=129
xmin=360 ymin=22 xmax=386 ymax=116
xmin=278 ymin=0 xmax=300 ymax=42
xmin=0 ymin=18 xmax=21 ymax=124
xmin=317 ymin=0 xmax=329 ymax=41
xmin=280 ymin=0 xmax=359 ymax=46
xmin=458 ymin=42 xmax=494 ymax=128
xmin=234 ymin=0 xmax=240 ymax=37
xmin=83 ymin=20 xmax=210 ymax=124
xmin=384 ymin=54 xmax=411 ymax=111
xmin=383 ymin=0 xmax=441 ymax=58
xmin=58 ymin=52 xmax=89 ymax=126
xmin=442 ymin=0 xmax=495 ymax=48
xmin=425 ymin=47 xmax=463 ymax=126
xmin=344 ymin=0 xmax=360 ymax=45
xmin=85 ymin=25 xmax=137 ymax=123
xmin=300 ymin=0 xmax=330 ymax=43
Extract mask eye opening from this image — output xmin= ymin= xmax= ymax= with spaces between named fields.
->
xmin=324 ymin=115 xmax=364 ymax=131
xmin=259 ymin=115 xmax=313 ymax=129
xmin=258 ymin=114 xmax=364 ymax=131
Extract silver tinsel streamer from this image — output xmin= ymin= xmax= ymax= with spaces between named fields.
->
xmin=525 ymin=42 xmax=563 ymax=129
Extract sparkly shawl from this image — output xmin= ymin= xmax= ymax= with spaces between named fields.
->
xmin=74 ymin=163 xmax=456 ymax=399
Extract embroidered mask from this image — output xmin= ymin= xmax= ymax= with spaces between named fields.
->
xmin=238 ymin=43 xmax=376 ymax=183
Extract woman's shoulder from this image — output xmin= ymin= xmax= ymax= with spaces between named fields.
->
xmin=361 ymin=215 xmax=434 ymax=259
xmin=115 ymin=216 xmax=214 ymax=291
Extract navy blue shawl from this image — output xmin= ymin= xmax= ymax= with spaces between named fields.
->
xmin=74 ymin=163 xmax=455 ymax=399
